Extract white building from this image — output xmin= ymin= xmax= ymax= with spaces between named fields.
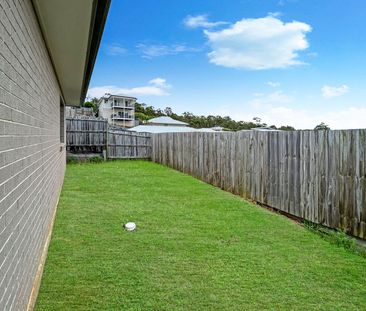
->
xmin=146 ymin=116 xmax=189 ymax=127
xmin=129 ymin=116 xmax=195 ymax=133
xmin=242 ymin=127 xmax=282 ymax=132
xmin=129 ymin=116 xmax=229 ymax=133
xmin=98 ymin=94 xmax=136 ymax=128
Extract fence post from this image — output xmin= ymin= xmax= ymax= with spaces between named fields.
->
xmin=105 ymin=122 xmax=109 ymax=160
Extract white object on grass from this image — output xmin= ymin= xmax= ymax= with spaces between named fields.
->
xmin=124 ymin=222 xmax=136 ymax=231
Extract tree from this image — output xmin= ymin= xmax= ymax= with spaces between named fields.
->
xmin=83 ymin=101 xmax=98 ymax=114
xmin=131 ymin=103 xmax=296 ymax=131
xmin=82 ymin=96 xmax=100 ymax=115
xmin=314 ymin=122 xmax=330 ymax=131
xmin=90 ymin=97 xmax=99 ymax=104
xmin=279 ymin=125 xmax=295 ymax=131
xmin=253 ymin=117 xmax=262 ymax=125
xmin=145 ymin=106 xmax=156 ymax=117
xmin=164 ymin=107 xmax=173 ymax=116
xmin=135 ymin=112 xmax=149 ymax=123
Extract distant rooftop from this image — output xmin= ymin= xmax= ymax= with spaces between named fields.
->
xmin=195 ymin=128 xmax=217 ymax=132
xmin=147 ymin=116 xmax=188 ymax=126
xmin=251 ymin=127 xmax=282 ymax=131
xmin=128 ymin=124 xmax=225 ymax=134
xmin=211 ymin=126 xmax=225 ymax=131
xmin=128 ymin=125 xmax=195 ymax=133
xmin=101 ymin=93 xmax=137 ymax=100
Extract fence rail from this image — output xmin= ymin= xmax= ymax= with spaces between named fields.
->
xmin=66 ymin=118 xmax=151 ymax=159
xmin=152 ymin=130 xmax=366 ymax=239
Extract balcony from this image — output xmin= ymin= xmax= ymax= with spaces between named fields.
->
xmin=111 ymin=113 xmax=133 ymax=120
xmin=111 ymin=104 xmax=134 ymax=109
xmin=112 ymin=116 xmax=133 ymax=120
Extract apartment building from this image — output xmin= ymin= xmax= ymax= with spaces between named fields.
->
xmin=98 ymin=94 xmax=136 ymax=128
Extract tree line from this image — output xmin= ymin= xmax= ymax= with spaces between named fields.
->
xmin=134 ymin=103 xmax=296 ymax=131
xmin=84 ymin=98 xmax=330 ymax=131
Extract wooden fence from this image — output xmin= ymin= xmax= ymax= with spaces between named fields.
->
xmin=66 ymin=118 xmax=151 ymax=159
xmin=152 ymin=130 xmax=366 ymax=239
xmin=66 ymin=118 xmax=107 ymax=152
xmin=108 ymin=131 xmax=151 ymax=159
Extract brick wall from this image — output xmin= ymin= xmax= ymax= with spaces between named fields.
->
xmin=0 ymin=0 xmax=66 ymax=310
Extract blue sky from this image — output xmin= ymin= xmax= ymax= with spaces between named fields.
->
xmin=88 ymin=0 xmax=366 ymax=129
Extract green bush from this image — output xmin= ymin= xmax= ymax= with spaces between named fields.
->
xmin=88 ymin=156 xmax=103 ymax=163
xmin=66 ymin=155 xmax=103 ymax=164
xmin=66 ymin=156 xmax=79 ymax=164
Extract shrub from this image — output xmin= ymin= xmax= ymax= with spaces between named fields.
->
xmin=66 ymin=155 xmax=104 ymax=164
xmin=67 ymin=156 xmax=79 ymax=164
xmin=88 ymin=156 xmax=103 ymax=163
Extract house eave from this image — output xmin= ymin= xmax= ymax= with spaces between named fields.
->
xmin=32 ymin=0 xmax=111 ymax=106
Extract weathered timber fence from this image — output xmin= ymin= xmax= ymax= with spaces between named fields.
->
xmin=152 ymin=130 xmax=366 ymax=239
xmin=66 ymin=118 xmax=108 ymax=152
xmin=66 ymin=118 xmax=151 ymax=159
xmin=108 ymin=131 xmax=151 ymax=159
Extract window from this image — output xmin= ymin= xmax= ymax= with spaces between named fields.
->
xmin=60 ymin=99 xmax=65 ymax=143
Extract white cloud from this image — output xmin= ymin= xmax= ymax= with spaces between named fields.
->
xmin=184 ymin=14 xmax=228 ymax=29
xmin=249 ymin=91 xmax=293 ymax=109
xmin=259 ymin=106 xmax=366 ymax=129
xmin=324 ymin=107 xmax=366 ymax=129
xmin=278 ymin=0 xmax=298 ymax=6
xmin=321 ymin=84 xmax=349 ymax=98
xmin=204 ymin=15 xmax=311 ymax=70
xmin=220 ymin=104 xmax=366 ymax=130
xmin=267 ymin=81 xmax=281 ymax=88
xmin=137 ymin=43 xmax=200 ymax=58
xmin=87 ymin=78 xmax=171 ymax=98
xmin=214 ymin=86 xmax=359 ymax=129
xmin=211 ymin=90 xmax=365 ymax=129
xmin=149 ymin=77 xmax=169 ymax=87
xmin=268 ymin=12 xmax=283 ymax=18
xmin=105 ymin=44 xmax=127 ymax=56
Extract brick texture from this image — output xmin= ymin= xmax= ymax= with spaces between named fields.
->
xmin=0 ymin=0 xmax=65 ymax=310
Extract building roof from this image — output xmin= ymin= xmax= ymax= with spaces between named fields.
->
xmin=128 ymin=125 xmax=231 ymax=134
xmin=101 ymin=94 xmax=137 ymax=101
xmin=147 ymin=116 xmax=189 ymax=126
xmin=211 ymin=126 xmax=225 ymax=131
xmin=128 ymin=125 xmax=196 ymax=133
xmin=32 ymin=0 xmax=111 ymax=106
xmin=195 ymin=128 xmax=217 ymax=132
xmin=250 ymin=127 xmax=282 ymax=131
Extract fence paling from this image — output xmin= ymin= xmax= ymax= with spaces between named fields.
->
xmin=107 ymin=131 xmax=151 ymax=159
xmin=66 ymin=118 xmax=108 ymax=150
xmin=151 ymin=130 xmax=366 ymax=240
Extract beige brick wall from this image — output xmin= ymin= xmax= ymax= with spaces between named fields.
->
xmin=0 ymin=0 xmax=66 ymax=310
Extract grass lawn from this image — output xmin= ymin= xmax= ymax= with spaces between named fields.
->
xmin=35 ymin=161 xmax=366 ymax=310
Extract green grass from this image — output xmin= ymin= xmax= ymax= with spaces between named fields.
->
xmin=35 ymin=161 xmax=366 ymax=311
